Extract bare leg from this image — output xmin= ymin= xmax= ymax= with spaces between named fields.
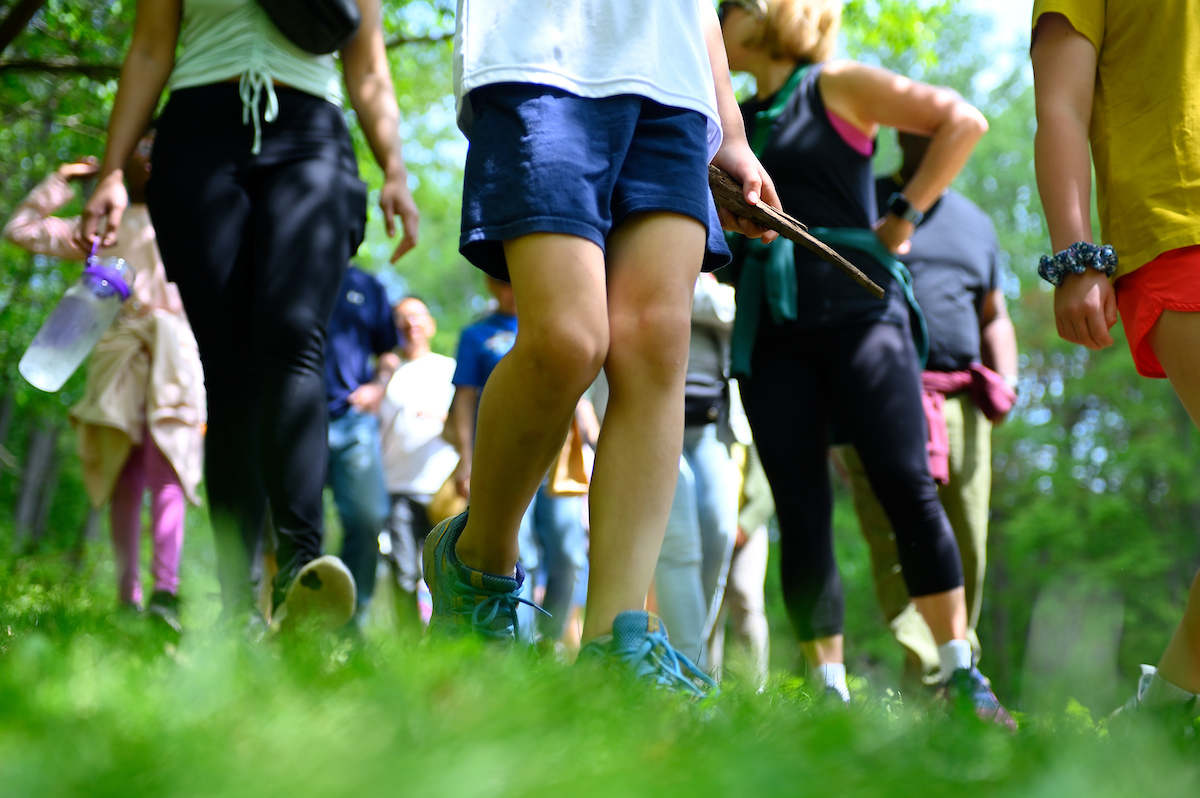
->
xmin=455 ymin=234 xmax=609 ymax=576
xmin=581 ymin=212 xmax=705 ymax=643
xmin=1145 ymin=309 xmax=1200 ymax=692
xmin=801 ymin=635 xmax=844 ymax=666
xmin=912 ymin=586 xmax=969 ymax=645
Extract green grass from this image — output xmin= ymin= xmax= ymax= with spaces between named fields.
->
xmin=2 ymin=535 xmax=1199 ymax=798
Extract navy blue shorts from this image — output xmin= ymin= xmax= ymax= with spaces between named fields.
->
xmin=460 ymin=83 xmax=732 ymax=281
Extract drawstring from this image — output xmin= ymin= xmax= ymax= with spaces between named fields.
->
xmin=238 ymin=67 xmax=279 ymax=155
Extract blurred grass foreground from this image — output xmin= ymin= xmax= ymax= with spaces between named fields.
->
xmin=2 ymin=538 xmax=1199 ymax=798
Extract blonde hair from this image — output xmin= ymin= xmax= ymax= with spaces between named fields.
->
xmin=746 ymin=0 xmax=842 ymax=64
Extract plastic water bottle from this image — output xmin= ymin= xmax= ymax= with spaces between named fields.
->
xmin=19 ymin=253 xmax=134 ymax=392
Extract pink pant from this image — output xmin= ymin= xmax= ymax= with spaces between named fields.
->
xmin=110 ymin=427 xmax=185 ymax=606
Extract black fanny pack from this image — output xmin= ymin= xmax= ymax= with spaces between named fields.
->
xmin=256 ymin=0 xmax=361 ymax=55
xmin=684 ymin=378 xmax=727 ymax=427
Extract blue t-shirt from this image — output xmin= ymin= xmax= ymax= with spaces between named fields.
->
xmin=452 ymin=312 xmax=518 ymax=390
xmin=325 ymin=266 xmax=400 ymax=419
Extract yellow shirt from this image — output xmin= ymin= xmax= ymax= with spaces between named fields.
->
xmin=1033 ymin=0 xmax=1200 ymax=278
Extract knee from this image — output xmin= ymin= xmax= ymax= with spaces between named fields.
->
xmin=516 ymin=312 xmax=608 ymax=394
xmin=606 ymin=301 xmax=692 ymax=386
xmin=254 ymin=307 xmax=326 ymax=372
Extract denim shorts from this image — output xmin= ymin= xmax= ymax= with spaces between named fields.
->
xmin=460 ymin=83 xmax=732 ymax=280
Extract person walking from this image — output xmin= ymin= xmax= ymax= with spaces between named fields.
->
xmin=445 ymin=276 xmax=549 ymax=645
xmin=653 ymin=273 xmax=741 ymax=668
xmin=1032 ymin=0 xmax=1200 ymax=727
xmin=834 ymin=131 xmax=1018 ymax=688
xmin=421 ymin=0 xmax=777 ymax=694
xmin=324 ymin=264 xmax=400 ymax=630
xmin=719 ymin=0 xmax=1011 ymax=724
xmin=4 ymin=136 xmax=205 ymax=633
xmin=76 ymin=0 xmax=419 ymax=631
xmin=377 ymin=296 xmax=458 ymax=628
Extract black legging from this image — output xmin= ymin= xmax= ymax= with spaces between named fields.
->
xmin=739 ymin=316 xmax=963 ymax=641
xmin=147 ymin=84 xmax=367 ymax=609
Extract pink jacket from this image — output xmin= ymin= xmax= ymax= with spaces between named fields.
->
xmin=921 ymin=364 xmax=1015 ymax=485
xmin=3 ymin=174 xmax=206 ymax=506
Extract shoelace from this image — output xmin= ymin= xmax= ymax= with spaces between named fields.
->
xmin=614 ymin=632 xmax=718 ymax=698
xmin=451 ymin=591 xmax=549 ymax=642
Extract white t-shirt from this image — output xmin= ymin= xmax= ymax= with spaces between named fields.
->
xmin=453 ymin=0 xmax=722 ymax=159
xmin=378 ymin=354 xmax=459 ymax=500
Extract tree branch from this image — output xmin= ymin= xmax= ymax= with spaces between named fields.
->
xmin=0 ymin=0 xmax=46 ymax=55
xmin=384 ymin=31 xmax=453 ymax=49
xmin=0 ymin=30 xmax=451 ymax=78
xmin=0 ymin=57 xmax=120 ymax=78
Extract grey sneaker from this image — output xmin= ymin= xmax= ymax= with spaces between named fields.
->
xmin=1109 ymin=665 xmax=1198 ymax=738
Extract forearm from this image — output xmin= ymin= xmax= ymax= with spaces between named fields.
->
xmin=375 ymin=351 xmax=400 ymax=385
xmin=346 ymin=70 xmax=406 ymax=179
xmin=3 ymin=175 xmax=85 ymax=259
xmin=1031 ymin=14 xmax=1098 ymax=253
xmin=981 ymin=318 xmax=1018 ymax=380
xmin=342 ymin=0 xmax=405 ymax=179
xmin=98 ymin=1 xmax=179 ymax=181
xmin=1034 ymin=109 xmax=1094 ymax=251
xmin=900 ymin=105 xmax=988 ymax=212
xmin=451 ymin=388 xmax=477 ymax=461
xmin=702 ymin=2 xmax=751 ymax=151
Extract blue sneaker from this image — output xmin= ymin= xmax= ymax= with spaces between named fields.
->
xmin=579 ymin=611 xmax=718 ymax=698
xmin=940 ymin=667 xmax=1016 ymax=731
xmin=422 ymin=510 xmax=543 ymax=642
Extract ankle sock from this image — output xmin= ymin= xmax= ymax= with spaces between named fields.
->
xmin=814 ymin=663 xmax=849 ymax=701
xmin=1141 ymin=673 xmax=1196 ymax=708
xmin=938 ymin=639 xmax=973 ymax=678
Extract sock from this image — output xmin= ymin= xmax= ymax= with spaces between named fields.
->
xmin=1141 ymin=673 xmax=1196 ymax=708
xmin=814 ymin=663 xmax=849 ymax=701
xmin=938 ymin=639 xmax=973 ymax=678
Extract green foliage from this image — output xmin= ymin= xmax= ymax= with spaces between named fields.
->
xmin=843 ymin=0 xmax=956 ymax=66
xmin=3 ymin=548 xmax=1200 ymax=798
xmin=3 ymin=0 xmax=1198 ymax=732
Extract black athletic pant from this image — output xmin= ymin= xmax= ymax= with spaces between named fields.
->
xmin=147 ymin=84 xmax=368 ymax=610
xmin=739 ymin=315 xmax=963 ymax=641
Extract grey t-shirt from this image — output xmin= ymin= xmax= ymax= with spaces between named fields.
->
xmin=875 ymin=176 xmax=1000 ymax=372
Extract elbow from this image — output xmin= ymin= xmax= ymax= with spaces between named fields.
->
xmin=952 ymin=102 xmax=989 ymax=143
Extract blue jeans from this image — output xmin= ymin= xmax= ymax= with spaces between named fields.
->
xmin=327 ymin=409 xmax=389 ymax=620
xmin=655 ymin=423 xmax=739 ymax=665
xmin=531 ymin=484 xmax=587 ymax=640
xmin=513 ymin=484 xmax=588 ymax=643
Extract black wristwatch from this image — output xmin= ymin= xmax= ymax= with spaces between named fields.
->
xmin=885 ymin=192 xmax=924 ymax=226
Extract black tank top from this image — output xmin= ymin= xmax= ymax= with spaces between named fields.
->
xmin=735 ymin=64 xmax=908 ymax=331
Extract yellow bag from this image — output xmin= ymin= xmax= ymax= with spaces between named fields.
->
xmin=546 ymin=418 xmax=589 ymax=497
xmin=427 ymin=462 xmax=468 ymax=525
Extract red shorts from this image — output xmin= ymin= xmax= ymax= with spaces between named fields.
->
xmin=1114 ymin=245 xmax=1200 ymax=378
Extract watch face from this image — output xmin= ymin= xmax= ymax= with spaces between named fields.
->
xmin=887 ymin=193 xmax=921 ymax=224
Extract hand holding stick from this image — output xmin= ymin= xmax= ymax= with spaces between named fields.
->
xmin=709 ymin=164 xmax=885 ymax=298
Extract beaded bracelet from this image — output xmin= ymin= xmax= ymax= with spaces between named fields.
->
xmin=1037 ymin=242 xmax=1118 ymax=287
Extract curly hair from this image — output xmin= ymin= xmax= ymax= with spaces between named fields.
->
xmin=743 ymin=0 xmax=842 ymax=64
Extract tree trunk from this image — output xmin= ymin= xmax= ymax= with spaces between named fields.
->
xmin=31 ymin=431 xmax=61 ymax=543
xmin=13 ymin=419 xmax=57 ymax=551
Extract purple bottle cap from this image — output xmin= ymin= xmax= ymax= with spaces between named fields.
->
xmin=84 ymin=242 xmax=132 ymax=301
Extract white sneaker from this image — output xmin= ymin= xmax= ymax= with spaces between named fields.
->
xmin=272 ymin=555 xmax=357 ymax=633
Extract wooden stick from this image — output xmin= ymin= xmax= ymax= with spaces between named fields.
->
xmin=709 ymin=164 xmax=885 ymax=298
